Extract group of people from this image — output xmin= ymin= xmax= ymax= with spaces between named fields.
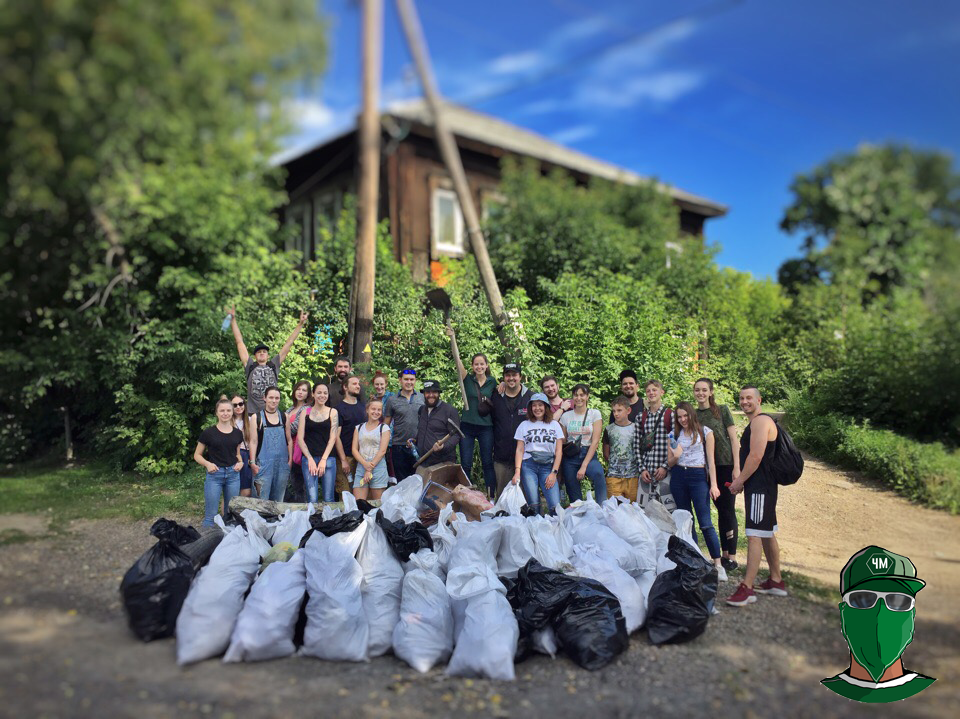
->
xmin=193 ymin=309 xmax=787 ymax=608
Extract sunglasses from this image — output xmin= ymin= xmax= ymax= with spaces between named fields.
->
xmin=842 ymin=590 xmax=915 ymax=612
xmin=401 ymin=369 xmax=417 ymax=376
xmin=232 ymin=401 xmax=245 ymax=407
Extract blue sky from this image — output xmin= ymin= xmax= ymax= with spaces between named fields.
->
xmin=281 ymin=0 xmax=960 ymax=279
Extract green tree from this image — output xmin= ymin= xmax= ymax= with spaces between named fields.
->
xmin=779 ymin=144 xmax=959 ymax=301
xmin=0 ymin=0 xmax=326 ymax=465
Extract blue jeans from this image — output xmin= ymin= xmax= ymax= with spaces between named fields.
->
xmin=520 ymin=458 xmax=561 ymax=514
xmin=203 ymin=468 xmax=240 ymax=527
xmin=561 ymin=447 xmax=607 ymax=503
xmin=459 ymin=422 xmax=496 ymax=494
xmin=670 ymin=465 xmax=722 ymax=559
xmin=302 ymin=455 xmax=337 ymax=503
xmin=257 ymin=457 xmax=290 ymax=503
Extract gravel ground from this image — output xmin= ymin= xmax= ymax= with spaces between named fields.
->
xmin=2 ymin=452 xmax=959 ymax=719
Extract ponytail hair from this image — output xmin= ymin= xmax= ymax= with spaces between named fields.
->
xmin=694 ymin=377 xmax=722 ymax=421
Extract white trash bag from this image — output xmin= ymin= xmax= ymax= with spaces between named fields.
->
xmin=271 ymin=504 xmax=315 ymax=547
xmin=572 ymin=544 xmax=646 ymax=633
xmin=428 ymin=504 xmax=463 ymax=573
xmin=223 ymin=551 xmax=306 ymax=662
xmin=357 ymin=514 xmax=404 ymax=657
xmin=571 ymin=517 xmax=643 ymax=576
xmin=603 ymin=501 xmax=659 ymax=573
xmin=303 ymin=511 xmax=369 ymax=557
xmin=447 ymin=519 xmax=502 ymax=573
xmin=496 ymin=516 xmax=537 ymax=578
xmin=176 ymin=513 xmax=270 ymax=665
xmin=445 ymin=564 xmax=518 ymax=681
xmin=301 ymin=534 xmax=369 ymax=662
xmin=527 ymin=516 xmax=573 ymax=572
xmin=404 ymin=546 xmax=445 ymax=579
xmin=393 ymin=550 xmax=454 ymax=673
xmin=491 ymin=481 xmax=525 ymax=516
xmin=379 ymin=475 xmax=423 ymax=524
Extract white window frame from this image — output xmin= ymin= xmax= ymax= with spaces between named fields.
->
xmin=431 ymin=187 xmax=466 ymax=258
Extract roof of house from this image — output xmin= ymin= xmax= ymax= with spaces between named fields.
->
xmin=279 ymin=98 xmax=727 ymax=218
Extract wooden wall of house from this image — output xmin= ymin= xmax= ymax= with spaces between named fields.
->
xmin=282 ymin=127 xmax=716 ymax=276
xmin=385 ymin=133 xmax=501 ymax=282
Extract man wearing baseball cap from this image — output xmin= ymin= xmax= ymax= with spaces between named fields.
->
xmin=821 ymin=546 xmax=936 ymax=703
xmin=489 ymin=363 xmax=532 ymax=498
xmin=414 ymin=379 xmax=460 ymax=468
xmin=226 ymin=305 xmax=308 ymax=414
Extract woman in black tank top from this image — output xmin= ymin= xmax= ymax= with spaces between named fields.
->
xmin=296 ymin=382 xmax=340 ymax=503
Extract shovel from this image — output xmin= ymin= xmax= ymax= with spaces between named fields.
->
xmin=426 ymin=288 xmax=470 ymax=411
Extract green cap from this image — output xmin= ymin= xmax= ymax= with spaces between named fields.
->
xmin=840 ymin=546 xmax=925 ymax=596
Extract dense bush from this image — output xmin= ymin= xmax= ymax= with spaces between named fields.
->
xmin=785 ymin=392 xmax=960 ymax=513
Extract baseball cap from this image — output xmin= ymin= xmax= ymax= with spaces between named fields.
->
xmin=503 ymin=362 xmax=521 ymax=374
xmin=619 ymin=369 xmax=638 ymax=382
xmin=422 ymin=379 xmax=441 ymax=392
xmin=528 ymin=392 xmax=549 ymax=407
xmin=252 ymin=343 xmax=270 ymax=354
xmin=840 ymin=546 xmax=926 ymax=596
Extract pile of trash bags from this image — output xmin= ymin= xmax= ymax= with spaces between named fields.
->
xmin=120 ymin=476 xmax=718 ymax=677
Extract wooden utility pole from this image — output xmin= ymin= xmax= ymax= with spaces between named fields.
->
xmin=395 ymin=0 xmax=511 ymax=345
xmin=350 ymin=0 xmax=383 ymax=365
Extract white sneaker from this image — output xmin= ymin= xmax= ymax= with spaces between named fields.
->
xmin=717 ymin=565 xmax=729 ymax=582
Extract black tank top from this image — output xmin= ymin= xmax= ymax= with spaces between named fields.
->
xmin=303 ymin=411 xmax=331 ymax=456
xmin=740 ymin=418 xmax=777 ymax=487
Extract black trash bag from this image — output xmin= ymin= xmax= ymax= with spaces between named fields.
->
xmin=120 ymin=538 xmax=195 ymax=642
xmin=356 ymin=498 xmax=377 ymax=514
xmin=646 ymin=535 xmax=718 ymax=646
xmin=298 ymin=510 xmax=366 ymax=548
xmin=149 ymin=518 xmax=200 ymax=546
xmin=375 ymin=510 xmax=433 ymax=562
xmin=510 ymin=559 xmax=580 ymax=635
xmin=520 ymin=504 xmax=538 ymax=518
xmin=179 ymin=528 xmax=224 ymax=571
xmin=554 ymin=577 xmax=629 ymax=670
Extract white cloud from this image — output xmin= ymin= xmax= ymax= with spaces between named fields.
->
xmin=550 ymin=15 xmax=610 ymax=46
xmin=550 ymin=124 xmax=597 ymax=145
xmin=517 ymin=98 xmax=561 ymax=116
xmin=488 ymin=50 xmax=545 ymax=76
xmin=576 ymin=70 xmax=704 ymax=109
xmin=283 ymin=98 xmax=341 ymax=131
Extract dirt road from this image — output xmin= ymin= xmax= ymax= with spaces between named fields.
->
xmin=1 ymin=456 xmax=957 ymax=718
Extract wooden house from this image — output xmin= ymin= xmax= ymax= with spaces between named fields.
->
xmin=278 ymin=99 xmax=727 ymax=281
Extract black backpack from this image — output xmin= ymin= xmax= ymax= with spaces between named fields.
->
xmin=769 ymin=417 xmax=804 ymax=486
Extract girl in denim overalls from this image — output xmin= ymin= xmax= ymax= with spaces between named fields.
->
xmin=249 ymin=386 xmax=291 ymax=502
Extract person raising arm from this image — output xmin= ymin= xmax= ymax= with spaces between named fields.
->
xmin=226 ymin=304 xmax=308 ymax=415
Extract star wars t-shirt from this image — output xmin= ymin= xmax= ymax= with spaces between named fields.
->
xmin=513 ymin=420 xmax=563 ymax=460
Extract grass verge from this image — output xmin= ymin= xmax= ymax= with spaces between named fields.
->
xmin=784 ymin=393 xmax=960 ymax=513
xmin=0 ymin=459 xmax=202 ymax=543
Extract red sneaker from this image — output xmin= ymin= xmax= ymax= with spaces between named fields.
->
xmin=726 ymin=582 xmax=757 ymax=607
xmin=755 ymin=577 xmax=788 ymax=597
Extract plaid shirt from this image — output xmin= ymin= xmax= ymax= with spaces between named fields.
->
xmin=632 ymin=405 xmax=671 ymax=476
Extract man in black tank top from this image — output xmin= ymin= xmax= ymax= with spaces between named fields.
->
xmin=726 ymin=385 xmax=788 ymax=607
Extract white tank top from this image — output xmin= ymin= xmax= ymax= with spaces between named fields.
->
xmin=357 ymin=422 xmax=385 ymax=462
